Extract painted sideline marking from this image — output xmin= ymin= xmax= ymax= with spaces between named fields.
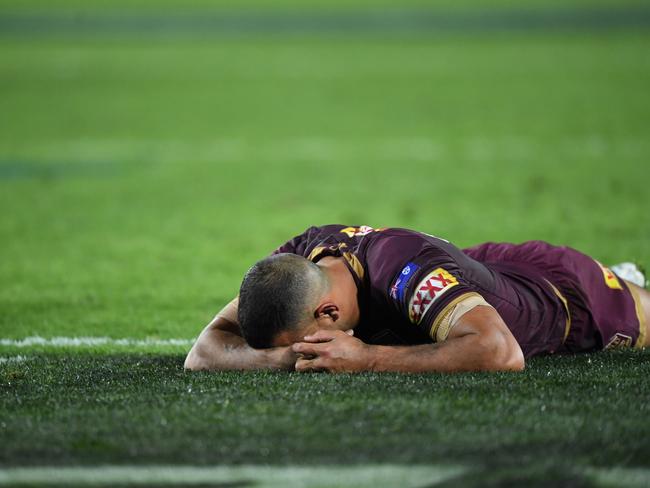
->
xmin=0 ymin=336 xmax=194 ymax=348
xmin=587 ymin=467 xmax=650 ymax=488
xmin=0 ymin=355 xmax=29 ymax=364
xmin=0 ymin=465 xmax=465 ymax=487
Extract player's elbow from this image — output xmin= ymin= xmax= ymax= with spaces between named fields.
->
xmin=501 ymin=344 xmax=525 ymax=372
xmin=480 ymin=330 xmax=525 ymax=372
xmin=184 ymin=345 xmax=209 ymax=371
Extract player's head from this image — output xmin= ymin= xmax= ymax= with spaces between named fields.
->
xmin=238 ymin=253 xmax=332 ymax=348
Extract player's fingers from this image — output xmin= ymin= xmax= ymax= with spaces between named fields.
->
xmin=295 ymin=357 xmax=327 ymax=373
xmin=302 ymin=329 xmax=340 ymax=343
xmin=345 ymin=329 xmax=354 ymax=336
xmin=295 ymin=352 xmax=316 ymax=360
xmin=292 ymin=342 xmax=324 ymax=356
xmin=295 ymin=357 xmax=312 ymax=371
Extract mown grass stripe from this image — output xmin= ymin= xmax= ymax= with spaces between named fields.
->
xmin=1 ymin=7 xmax=650 ymax=37
xmin=0 ymin=465 xmax=466 ymax=487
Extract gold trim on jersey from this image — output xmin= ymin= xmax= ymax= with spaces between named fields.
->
xmin=306 ymin=245 xmax=364 ymax=280
xmin=339 ymin=226 xmax=386 ymax=238
xmin=343 ymin=252 xmax=365 ymax=280
xmin=429 ymin=292 xmax=482 ymax=342
xmin=307 ymin=246 xmax=327 ymax=262
xmin=307 ymin=243 xmax=349 ymax=263
xmin=595 ymin=260 xmax=624 ymax=290
xmin=627 ymin=282 xmax=647 ymax=349
xmin=544 ymin=279 xmax=572 ymax=343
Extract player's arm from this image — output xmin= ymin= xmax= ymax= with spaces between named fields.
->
xmin=292 ymin=305 xmax=525 ymax=373
xmin=184 ymin=298 xmax=297 ymax=371
xmin=370 ymin=305 xmax=525 ymax=372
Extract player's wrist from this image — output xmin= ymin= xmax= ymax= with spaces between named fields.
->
xmin=263 ymin=346 xmax=297 ymax=371
xmin=365 ymin=345 xmax=390 ymax=372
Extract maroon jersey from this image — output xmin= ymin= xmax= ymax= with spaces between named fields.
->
xmin=273 ymin=225 xmax=577 ymax=357
xmin=274 ymin=225 xmax=645 ymax=357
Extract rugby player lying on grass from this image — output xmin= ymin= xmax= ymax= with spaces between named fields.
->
xmin=185 ymin=225 xmax=649 ymax=373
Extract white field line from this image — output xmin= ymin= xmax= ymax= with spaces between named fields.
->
xmin=0 ymin=465 xmax=645 ymax=487
xmin=0 ymin=355 xmax=29 ymax=364
xmin=0 ymin=336 xmax=194 ymax=348
xmin=587 ymin=467 xmax=650 ymax=488
xmin=0 ymin=464 xmax=466 ymax=487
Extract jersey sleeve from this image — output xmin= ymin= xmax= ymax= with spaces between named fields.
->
xmin=379 ymin=240 xmax=484 ymax=342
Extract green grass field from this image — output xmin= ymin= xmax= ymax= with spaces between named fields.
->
xmin=1 ymin=1 xmax=650 ymax=486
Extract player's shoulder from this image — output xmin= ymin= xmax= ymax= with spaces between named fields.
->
xmin=298 ymin=224 xmax=444 ymax=240
xmin=361 ymin=228 xmax=462 ymax=288
xmin=363 ymin=226 xmax=454 ymax=256
xmin=294 ymin=224 xmax=457 ymax=264
xmin=299 ymin=224 xmax=404 ymax=243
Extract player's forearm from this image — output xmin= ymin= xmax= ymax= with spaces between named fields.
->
xmin=185 ymin=332 xmax=273 ymax=371
xmin=368 ymin=333 xmax=524 ymax=373
xmin=184 ymin=321 xmax=291 ymax=371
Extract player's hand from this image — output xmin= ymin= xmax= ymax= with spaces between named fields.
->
xmin=292 ymin=329 xmax=373 ymax=373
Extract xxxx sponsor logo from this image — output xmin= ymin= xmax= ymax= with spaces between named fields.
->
xmin=408 ymin=268 xmax=458 ymax=324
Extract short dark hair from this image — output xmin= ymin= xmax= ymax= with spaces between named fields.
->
xmin=238 ymin=253 xmax=327 ymax=348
